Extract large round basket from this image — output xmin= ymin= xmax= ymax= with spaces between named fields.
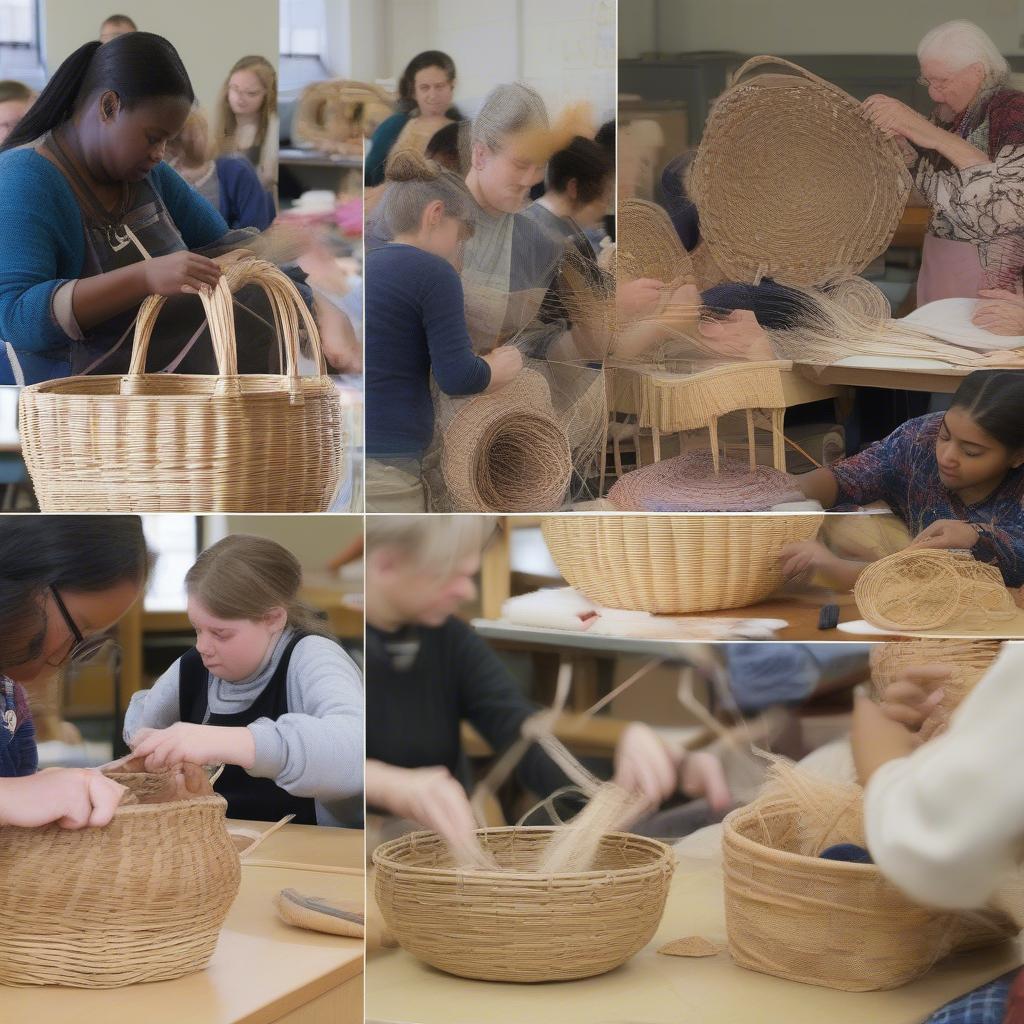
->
xmin=723 ymin=802 xmax=1016 ymax=991
xmin=373 ymin=827 xmax=674 ymax=983
xmin=293 ymin=79 xmax=394 ymax=155
xmin=0 ymin=777 xmax=240 ymax=988
xmin=441 ymin=368 xmax=572 ymax=512
xmin=19 ymin=257 xmax=345 ymax=512
xmin=690 ymin=56 xmax=912 ymax=287
xmin=541 ymin=513 xmax=823 ymax=613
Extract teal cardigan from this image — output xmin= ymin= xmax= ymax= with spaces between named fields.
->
xmin=0 ymin=148 xmax=228 ymax=384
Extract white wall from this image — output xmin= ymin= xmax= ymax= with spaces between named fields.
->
xmin=364 ymin=0 xmax=615 ymax=125
xmin=620 ymin=0 xmax=1024 ymax=58
xmin=43 ymin=0 xmax=279 ymax=118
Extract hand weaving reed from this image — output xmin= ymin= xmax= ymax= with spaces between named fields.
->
xmin=19 ymin=254 xmax=345 ymax=512
xmin=854 ymin=548 xmax=1019 ymax=633
xmin=372 ymin=666 xmax=674 ymax=983
xmin=722 ymin=759 xmax=1018 ymax=991
xmin=0 ymin=770 xmax=240 ymax=988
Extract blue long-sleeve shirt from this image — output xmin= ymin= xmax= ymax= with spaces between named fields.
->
xmin=366 ymin=243 xmax=490 ymax=459
xmin=0 ymin=148 xmax=228 ymax=384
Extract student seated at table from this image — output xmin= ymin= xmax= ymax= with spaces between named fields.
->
xmin=363 ymin=516 xmax=732 ymax=850
xmin=125 ymin=534 xmax=363 ymax=827
xmin=777 ymin=369 xmax=1024 ymax=590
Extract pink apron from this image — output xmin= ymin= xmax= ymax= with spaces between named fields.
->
xmin=917 ymin=232 xmax=986 ymax=306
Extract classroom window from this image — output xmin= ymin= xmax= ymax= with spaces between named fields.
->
xmin=0 ymin=0 xmax=42 ymax=85
xmin=142 ymin=515 xmax=200 ymax=611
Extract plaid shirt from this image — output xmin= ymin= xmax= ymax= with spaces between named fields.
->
xmin=831 ymin=413 xmax=1024 ymax=586
xmin=926 ymin=970 xmax=1015 ymax=1024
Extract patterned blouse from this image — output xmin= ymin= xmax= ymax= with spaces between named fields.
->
xmin=0 ymin=676 xmax=37 ymax=778
xmin=913 ymin=86 xmax=1024 ymax=289
xmin=830 ymin=413 xmax=1024 ymax=586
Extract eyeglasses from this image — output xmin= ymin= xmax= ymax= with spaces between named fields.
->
xmin=917 ymin=75 xmax=953 ymax=89
xmin=49 ymin=587 xmax=114 ymax=665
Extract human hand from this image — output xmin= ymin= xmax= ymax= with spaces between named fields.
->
xmin=482 ymin=346 xmax=524 ymax=391
xmin=679 ymin=750 xmax=732 ymax=814
xmin=0 ymin=768 xmax=127 ymax=829
xmin=973 ymin=289 xmax=1024 ymax=336
xmin=910 ymin=519 xmax=980 ymax=551
xmin=617 ymin=277 xmax=665 ymax=319
xmin=613 ymin=722 xmax=679 ymax=811
xmin=142 ymin=251 xmax=222 ymax=296
xmin=878 ymin=665 xmax=951 ymax=743
xmin=861 ymin=95 xmax=938 ymax=148
xmin=777 ymin=540 xmax=837 ymax=580
xmin=697 ymin=309 xmax=776 ymax=361
xmin=130 ymin=723 xmax=256 ymax=772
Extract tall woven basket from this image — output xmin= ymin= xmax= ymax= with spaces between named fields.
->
xmin=19 ymin=257 xmax=345 ymax=511
xmin=541 ymin=514 xmax=823 ymax=613
xmin=723 ymin=799 xmax=1016 ymax=991
xmin=374 ymin=827 xmax=674 ymax=982
xmin=690 ymin=56 xmax=912 ymax=287
xmin=0 ymin=773 xmax=240 ymax=988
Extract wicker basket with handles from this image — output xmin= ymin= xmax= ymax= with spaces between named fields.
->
xmin=19 ymin=256 xmax=345 ymax=512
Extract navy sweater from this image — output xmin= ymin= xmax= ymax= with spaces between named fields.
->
xmin=365 ymin=244 xmax=490 ymax=459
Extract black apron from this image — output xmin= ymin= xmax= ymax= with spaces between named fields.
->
xmin=40 ymin=131 xmax=284 ymax=377
xmin=177 ymin=633 xmax=319 ymax=825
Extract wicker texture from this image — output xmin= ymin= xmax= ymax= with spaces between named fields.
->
xmin=441 ymin=368 xmax=572 ymax=512
xmin=373 ymin=827 xmax=674 ymax=983
xmin=723 ymin=798 xmax=1013 ymax=991
xmin=541 ymin=513 xmax=824 ymax=613
xmin=20 ymin=257 xmax=344 ymax=512
xmin=293 ymin=79 xmax=393 ymax=154
xmin=824 ymin=275 xmax=891 ymax=322
xmin=615 ymin=198 xmax=694 ymax=284
xmin=870 ymin=639 xmax=1002 ymax=729
xmin=0 ymin=772 xmax=240 ymax=988
xmin=855 ymin=549 xmax=1018 ymax=632
xmin=691 ymin=56 xmax=912 ymax=287
xmin=608 ymin=450 xmax=803 ymax=511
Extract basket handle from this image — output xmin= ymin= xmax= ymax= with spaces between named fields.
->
xmin=731 ymin=55 xmax=850 ymax=101
xmin=123 ymin=255 xmax=329 ymax=402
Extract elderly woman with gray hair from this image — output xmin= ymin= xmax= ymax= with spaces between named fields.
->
xmin=863 ymin=20 xmax=1024 ymax=332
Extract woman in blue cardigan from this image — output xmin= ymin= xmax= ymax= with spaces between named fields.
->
xmin=0 ymin=33 xmax=275 ymax=384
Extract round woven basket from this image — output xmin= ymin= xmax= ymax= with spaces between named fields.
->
xmin=824 ymin=275 xmax=891 ymax=322
xmin=690 ymin=56 xmax=912 ymax=287
xmin=615 ymin=198 xmax=694 ymax=284
xmin=293 ymin=79 xmax=394 ymax=154
xmin=854 ymin=549 xmax=1017 ymax=632
xmin=722 ymin=801 xmax=1014 ymax=991
xmin=608 ymin=451 xmax=802 ymax=512
xmin=541 ymin=513 xmax=824 ymax=613
xmin=19 ymin=258 xmax=345 ymax=512
xmin=373 ymin=827 xmax=674 ymax=983
xmin=0 ymin=775 xmax=240 ymax=988
xmin=441 ymin=368 xmax=572 ymax=512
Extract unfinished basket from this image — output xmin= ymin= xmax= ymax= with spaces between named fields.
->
xmin=607 ymin=450 xmax=802 ymax=511
xmin=541 ymin=513 xmax=823 ymax=613
xmin=615 ymin=198 xmax=694 ymax=284
xmin=441 ymin=368 xmax=572 ymax=512
xmin=824 ymin=276 xmax=891 ymax=322
xmin=373 ymin=827 xmax=674 ymax=982
xmin=854 ymin=549 xmax=1018 ymax=633
xmin=293 ymin=79 xmax=394 ymax=154
xmin=635 ymin=360 xmax=791 ymax=470
xmin=870 ymin=639 xmax=1002 ymax=726
xmin=19 ymin=257 xmax=345 ymax=512
xmin=723 ymin=799 xmax=1014 ymax=991
xmin=690 ymin=56 xmax=912 ymax=287
xmin=0 ymin=772 xmax=240 ymax=988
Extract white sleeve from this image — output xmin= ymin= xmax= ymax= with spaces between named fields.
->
xmin=864 ymin=642 xmax=1024 ymax=909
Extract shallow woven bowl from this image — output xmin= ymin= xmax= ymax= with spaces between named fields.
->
xmin=373 ymin=827 xmax=674 ymax=982
xmin=0 ymin=786 xmax=240 ymax=987
xmin=723 ymin=803 xmax=1015 ymax=991
xmin=541 ymin=513 xmax=823 ymax=613
xmin=691 ymin=57 xmax=911 ymax=287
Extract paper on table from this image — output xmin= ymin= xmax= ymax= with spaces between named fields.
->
xmin=903 ymin=298 xmax=1024 ymax=351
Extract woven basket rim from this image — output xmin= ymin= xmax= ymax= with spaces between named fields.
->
xmin=24 ymin=373 xmax=337 ymax=394
xmin=648 ymin=359 xmax=794 ymax=385
xmin=723 ymin=803 xmax=879 ymax=878
xmin=373 ymin=826 xmax=674 ymax=881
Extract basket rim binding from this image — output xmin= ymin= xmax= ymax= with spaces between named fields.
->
xmin=372 ymin=826 xmax=675 ymax=882
xmin=723 ymin=803 xmax=879 ymax=878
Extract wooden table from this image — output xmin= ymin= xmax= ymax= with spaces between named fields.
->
xmin=366 ymin=854 xmax=1020 ymax=1024
xmin=801 ymin=361 xmax=968 ymax=394
xmin=6 ymin=824 xmax=364 ymax=1024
